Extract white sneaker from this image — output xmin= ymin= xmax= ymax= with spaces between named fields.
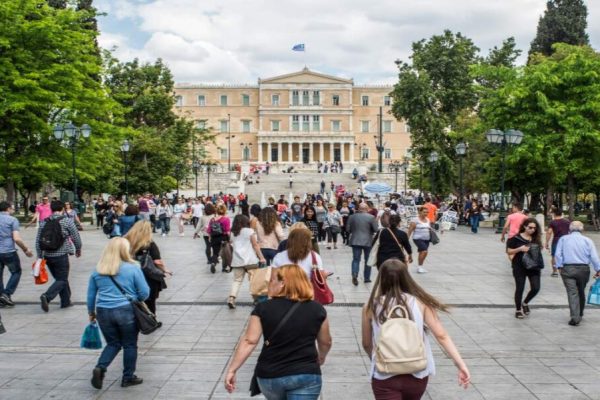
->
xmin=417 ymin=267 xmax=428 ymax=274
xmin=179 ymin=233 xmax=185 ymax=237
xmin=161 ymin=233 xmax=166 ymax=237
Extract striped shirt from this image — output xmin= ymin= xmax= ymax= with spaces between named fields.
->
xmin=35 ymin=214 xmax=82 ymax=258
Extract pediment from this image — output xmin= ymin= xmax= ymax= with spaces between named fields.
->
xmin=260 ymin=68 xmax=353 ymax=84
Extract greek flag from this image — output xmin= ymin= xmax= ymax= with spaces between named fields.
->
xmin=292 ymin=43 xmax=305 ymax=52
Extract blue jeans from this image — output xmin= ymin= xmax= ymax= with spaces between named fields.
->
xmin=0 ymin=251 xmax=22 ymax=296
xmin=44 ymin=254 xmax=71 ymax=307
xmin=159 ymin=217 xmax=170 ymax=234
xmin=258 ymin=374 xmax=322 ymax=400
xmin=351 ymin=245 xmax=372 ymax=280
xmin=261 ymin=248 xmax=278 ymax=266
xmin=96 ymin=304 xmax=139 ymax=379
xmin=469 ymin=215 xmax=480 ymax=233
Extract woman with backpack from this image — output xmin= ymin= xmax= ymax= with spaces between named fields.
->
xmin=227 ymin=215 xmax=266 ymax=309
xmin=206 ymin=204 xmax=231 ymax=272
xmin=361 ymin=259 xmax=470 ymax=399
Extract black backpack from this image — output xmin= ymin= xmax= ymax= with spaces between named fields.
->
xmin=39 ymin=216 xmax=65 ymax=251
xmin=209 ymin=218 xmax=223 ymax=237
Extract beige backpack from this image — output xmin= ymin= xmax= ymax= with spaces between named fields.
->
xmin=375 ymin=304 xmax=427 ymax=375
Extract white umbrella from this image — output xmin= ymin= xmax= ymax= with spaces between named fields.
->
xmin=364 ymin=182 xmax=393 ymax=195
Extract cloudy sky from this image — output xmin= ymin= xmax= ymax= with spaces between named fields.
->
xmin=95 ymin=0 xmax=600 ymax=85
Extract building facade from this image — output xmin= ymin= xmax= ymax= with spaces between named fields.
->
xmin=173 ymin=68 xmax=411 ymax=167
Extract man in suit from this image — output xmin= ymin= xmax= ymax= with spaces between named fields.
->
xmin=346 ymin=203 xmax=379 ymax=285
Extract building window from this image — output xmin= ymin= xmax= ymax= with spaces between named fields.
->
xmin=312 ymin=115 xmax=320 ymax=131
xmin=242 ymin=94 xmax=250 ymax=106
xmin=292 ymin=115 xmax=299 ymax=131
xmin=361 ymin=148 xmax=370 ymax=160
xmin=302 ymin=90 xmax=309 ymax=106
xmin=302 ymin=115 xmax=310 ymax=131
xmin=362 ymin=95 xmax=369 ymax=106
xmin=313 ymin=91 xmax=320 ymax=106
xmin=175 ymin=95 xmax=183 ymax=107
xmin=384 ymin=96 xmax=391 ymax=106
xmin=242 ymin=120 xmax=251 ymax=133
xmin=332 ymin=95 xmax=340 ymax=106
xmin=384 ymin=148 xmax=392 ymax=159
xmin=220 ymin=148 xmax=228 ymax=160
xmin=292 ymin=90 xmax=299 ymax=106
xmin=331 ymin=120 xmax=341 ymax=132
xmin=383 ymin=120 xmax=392 ymax=133
xmin=272 ymin=94 xmax=280 ymax=106
xmin=243 ymin=146 xmax=251 ymax=161
xmin=197 ymin=95 xmax=206 ymax=106
xmin=220 ymin=120 xmax=229 ymax=133
xmin=196 ymin=120 xmax=206 ymax=129
xmin=220 ymin=95 xmax=228 ymax=106
xmin=361 ymin=120 xmax=369 ymax=133
xmin=271 ymin=120 xmax=280 ymax=131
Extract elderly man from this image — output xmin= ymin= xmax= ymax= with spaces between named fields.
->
xmin=346 ymin=202 xmax=379 ymax=286
xmin=555 ymin=221 xmax=600 ymax=326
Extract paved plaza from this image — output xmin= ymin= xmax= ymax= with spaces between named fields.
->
xmin=1 ymin=223 xmax=599 ymax=400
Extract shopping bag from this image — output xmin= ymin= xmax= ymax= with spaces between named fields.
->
xmin=32 ymin=259 xmax=48 ymax=285
xmin=250 ymin=265 xmax=272 ymax=297
xmin=587 ymin=278 xmax=600 ymax=306
xmin=81 ymin=322 xmax=103 ymax=349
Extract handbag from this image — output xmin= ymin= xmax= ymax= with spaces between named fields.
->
xmin=81 ymin=321 xmax=103 ymax=349
xmin=32 ymin=258 xmax=48 ymax=285
xmin=250 ymin=264 xmax=272 ymax=297
xmin=521 ymin=243 xmax=544 ymax=270
xmin=429 ymin=228 xmax=440 ymax=245
xmin=220 ymin=241 xmax=233 ymax=271
xmin=109 ymin=276 xmax=161 ymax=335
xmin=330 ymin=225 xmax=341 ymax=234
xmin=250 ymin=302 xmax=301 ymax=396
xmin=367 ymin=230 xmax=381 ymax=266
xmin=311 ymin=252 xmax=334 ymax=305
xmin=587 ymin=278 xmax=600 ymax=305
xmin=139 ymin=251 xmax=165 ymax=282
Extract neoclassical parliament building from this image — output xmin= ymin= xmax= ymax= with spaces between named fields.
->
xmin=173 ymin=68 xmax=411 ymax=167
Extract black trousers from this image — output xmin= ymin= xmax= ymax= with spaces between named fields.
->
xmin=44 ymin=254 xmax=71 ymax=307
xmin=203 ymin=236 xmax=212 ymax=263
xmin=513 ymin=265 xmax=541 ymax=310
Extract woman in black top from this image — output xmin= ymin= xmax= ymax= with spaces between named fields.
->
xmin=506 ymin=217 xmax=543 ymax=319
xmin=375 ymin=214 xmax=413 ymax=268
xmin=225 ymin=264 xmax=332 ymax=399
xmin=302 ymin=206 xmax=320 ymax=254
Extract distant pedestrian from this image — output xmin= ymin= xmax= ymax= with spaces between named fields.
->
xmin=37 ymin=200 xmax=82 ymax=312
xmin=156 ymin=198 xmax=173 ymax=237
xmin=407 ymin=207 xmax=432 ymax=274
xmin=500 ymin=203 xmax=527 ymax=243
xmin=466 ymin=200 xmax=482 ymax=233
xmin=195 ymin=202 xmax=216 ymax=268
xmin=255 ymin=207 xmax=284 ymax=266
xmin=207 ymin=204 xmax=231 ymax=272
xmin=347 ymin=203 xmax=379 ymax=285
xmin=119 ymin=205 xmax=142 ymax=237
xmin=320 ymin=180 xmax=326 ymax=194
xmin=289 ymin=174 xmax=294 ymax=188
xmin=0 ymin=201 xmax=34 ymax=307
xmin=173 ymin=198 xmax=186 ymax=236
xmin=545 ymin=209 xmax=570 ymax=277
xmin=87 ymin=237 xmax=149 ymax=389
xmin=27 ymin=196 xmax=51 ymax=227
xmin=506 ymin=218 xmax=543 ymax=319
xmin=374 ymin=214 xmax=412 ymax=268
xmin=555 ymin=221 xmax=600 ymax=326
xmin=324 ymin=203 xmax=342 ymax=250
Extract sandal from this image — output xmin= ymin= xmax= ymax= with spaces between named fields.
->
xmin=515 ymin=311 xmax=525 ymax=319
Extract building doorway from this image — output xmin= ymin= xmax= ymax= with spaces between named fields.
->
xmin=302 ymin=148 xmax=309 ymax=164
xmin=334 ymin=148 xmax=341 ymax=162
xmin=271 ymin=148 xmax=278 ymax=162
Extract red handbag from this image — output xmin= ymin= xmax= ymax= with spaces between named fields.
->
xmin=32 ymin=259 xmax=49 ymax=285
xmin=310 ymin=252 xmax=334 ymax=305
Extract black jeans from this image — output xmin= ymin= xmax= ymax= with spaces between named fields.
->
xmin=317 ymin=222 xmax=326 ymax=242
xmin=326 ymin=228 xmax=339 ymax=244
xmin=44 ymin=254 xmax=71 ymax=307
xmin=209 ymin=236 xmax=225 ymax=265
xmin=96 ymin=214 xmax=105 ymax=228
xmin=203 ymin=236 xmax=212 ymax=263
xmin=512 ymin=265 xmax=541 ymax=310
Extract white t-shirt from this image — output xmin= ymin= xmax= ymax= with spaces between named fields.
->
xmin=192 ymin=203 xmax=204 ymax=218
xmin=272 ymin=250 xmax=323 ymax=277
xmin=231 ymin=228 xmax=259 ymax=267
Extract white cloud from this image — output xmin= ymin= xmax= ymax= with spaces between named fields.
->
xmin=95 ymin=0 xmax=600 ymax=84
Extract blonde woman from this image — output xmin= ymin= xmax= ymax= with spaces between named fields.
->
xmin=86 ymin=238 xmax=150 ymax=390
xmin=124 ymin=221 xmax=171 ymax=316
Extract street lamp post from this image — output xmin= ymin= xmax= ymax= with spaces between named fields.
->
xmin=401 ymin=161 xmax=409 ymax=195
xmin=175 ymin=163 xmax=183 ymax=197
xmin=418 ymin=160 xmax=424 ymax=198
xmin=200 ymin=161 xmax=217 ymax=196
xmin=455 ymin=142 xmax=467 ymax=224
xmin=428 ymin=151 xmax=439 ymax=196
xmin=486 ymin=129 xmax=524 ymax=233
xmin=227 ymin=113 xmax=232 ymax=171
xmin=192 ymin=160 xmax=200 ymax=198
xmin=389 ymin=161 xmax=401 ymax=192
xmin=53 ymin=123 xmax=92 ymax=206
xmin=120 ymin=140 xmax=130 ymax=202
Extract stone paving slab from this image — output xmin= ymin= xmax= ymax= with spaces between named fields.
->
xmin=1 ymin=224 xmax=600 ymax=399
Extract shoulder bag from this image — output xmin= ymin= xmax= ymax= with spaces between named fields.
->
xmin=521 ymin=243 xmax=544 ymax=270
xmin=311 ymin=252 xmax=334 ymax=305
xmin=138 ymin=249 xmax=165 ymax=282
xmin=429 ymin=227 xmax=440 ymax=245
xmin=250 ymin=263 xmax=271 ymax=297
xmin=367 ymin=229 xmax=382 ymax=266
xmin=250 ymin=302 xmax=301 ymax=396
xmin=109 ymin=276 xmax=160 ymax=335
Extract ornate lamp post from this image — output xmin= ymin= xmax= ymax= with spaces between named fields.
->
xmin=486 ymin=129 xmax=524 ymax=233
xmin=388 ymin=161 xmax=402 ymax=192
xmin=455 ymin=142 xmax=467 ymax=223
xmin=200 ymin=161 xmax=218 ymax=196
xmin=53 ymin=123 xmax=92 ymax=207
xmin=120 ymin=139 xmax=130 ymax=202
xmin=428 ymin=151 xmax=439 ymax=195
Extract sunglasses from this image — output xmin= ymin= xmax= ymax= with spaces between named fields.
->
xmin=526 ymin=225 xmax=537 ymax=230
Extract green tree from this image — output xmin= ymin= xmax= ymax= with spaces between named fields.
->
xmin=529 ymin=0 xmax=589 ymax=58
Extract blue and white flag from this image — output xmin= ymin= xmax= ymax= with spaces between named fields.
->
xmin=292 ymin=43 xmax=305 ymax=52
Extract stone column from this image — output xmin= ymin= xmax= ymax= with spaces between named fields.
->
xmin=278 ymin=142 xmax=282 ymax=163
xmin=267 ymin=142 xmax=272 ymax=162
xmin=320 ymin=142 xmax=324 ymax=163
xmin=258 ymin=142 xmax=263 ymax=162
xmin=330 ymin=142 xmax=335 ymax=162
xmin=341 ymin=142 xmax=345 ymax=162
xmin=309 ymin=142 xmax=314 ymax=163
xmin=288 ymin=142 xmax=293 ymax=163
xmin=350 ymin=142 xmax=355 ymax=163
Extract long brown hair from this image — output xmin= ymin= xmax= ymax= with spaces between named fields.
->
xmin=258 ymin=207 xmax=278 ymax=235
xmin=367 ymin=259 xmax=448 ymax=324
xmin=286 ymin=229 xmax=313 ymax=263
xmin=518 ymin=217 xmax=542 ymax=245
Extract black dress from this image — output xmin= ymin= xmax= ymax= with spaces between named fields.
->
xmin=375 ymin=228 xmax=412 ymax=268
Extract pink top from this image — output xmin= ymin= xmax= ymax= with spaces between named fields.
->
xmin=36 ymin=203 xmax=52 ymax=221
xmin=506 ymin=212 xmax=528 ymax=238
xmin=206 ymin=216 xmax=231 ymax=235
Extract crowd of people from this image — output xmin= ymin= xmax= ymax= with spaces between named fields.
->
xmin=1 ymin=178 xmax=600 ymax=399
